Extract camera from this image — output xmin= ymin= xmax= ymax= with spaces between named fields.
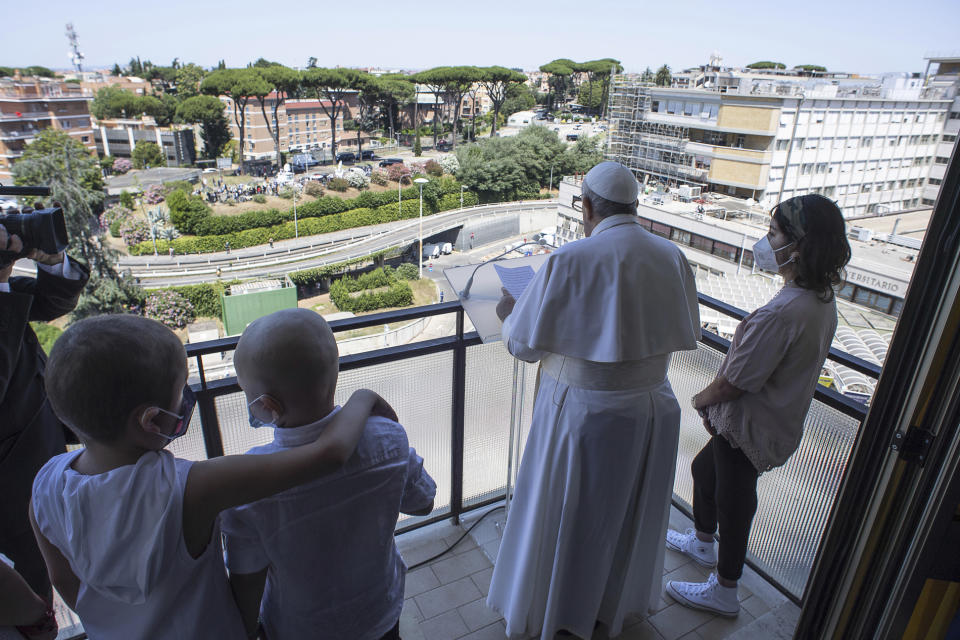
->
xmin=0 ymin=208 xmax=69 ymax=263
xmin=0 ymin=185 xmax=69 ymax=264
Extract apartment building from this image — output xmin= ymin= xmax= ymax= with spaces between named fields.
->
xmin=93 ymin=116 xmax=195 ymax=167
xmin=606 ymin=65 xmax=955 ymax=217
xmin=0 ymin=77 xmax=95 ymax=181
xmin=922 ymin=55 xmax=960 ymax=205
xmin=221 ymin=93 xmax=361 ymax=163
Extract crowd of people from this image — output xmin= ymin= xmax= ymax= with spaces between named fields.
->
xmin=0 ymin=161 xmax=853 ymax=639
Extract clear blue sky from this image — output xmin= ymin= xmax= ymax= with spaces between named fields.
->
xmin=5 ymin=0 xmax=959 ymax=75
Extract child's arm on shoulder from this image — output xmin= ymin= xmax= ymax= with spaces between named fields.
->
xmin=28 ymin=502 xmax=80 ymax=611
xmin=228 ymin=568 xmax=267 ymax=639
xmin=0 ymin=552 xmax=50 ymax=627
xmin=182 ymin=389 xmax=397 ymax=557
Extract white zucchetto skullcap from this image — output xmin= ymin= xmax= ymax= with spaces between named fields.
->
xmin=583 ymin=162 xmax=639 ymax=204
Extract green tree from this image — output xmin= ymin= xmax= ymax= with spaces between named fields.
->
xmin=456 ymin=125 xmax=603 ymax=202
xmin=576 ymin=81 xmax=604 ymax=111
xmin=501 ymin=82 xmax=537 ymax=117
xmin=539 ymin=59 xmax=576 ymax=111
xmin=91 ymin=86 xmax=140 ymax=119
xmin=479 ymin=66 xmax=527 ymax=137
xmin=202 ymin=69 xmax=270 ymax=173
xmin=655 ymin=64 xmax=672 ymax=87
xmin=345 ymin=72 xmax=382 ymax=160
xmin=441 ymin=66 xmax=481 ymax=151
xmin=747 ymin=61 xmax=786 ymax=70
xmin=254 ymin=65 xmax=300 ymax=168
xmin=410 ymin=68 xmax=448 ymax=150
xmin=22 ymin=66 xmax=56 ymax=78
xmin=370 ymin=74 xmax=414 ymax=139
xmin=641 ymin=67 xmax=654 ymax=83
xmin=111 ymin=63 xmax=123 ymax=76
xmin=176 ymin=95 xmax=231 ymax=158
xmin=302 ymin=67 xmax=362 ymax=160
xmin=132 ymin=140 xmax=165 ymax=169
xmin=12 ymin=129 xmax=140 ymax=319
xmin=414 ymin=130 xmax=422 ymax=157
xmin=175 ymin=63 xmax=206 ymax=98
xmin=795 ymin=64 xmax=827 ymax=73
xmin=306 ymin=57 xmax=318 ymax=69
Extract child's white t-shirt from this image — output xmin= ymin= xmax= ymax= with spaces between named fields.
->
xmin=31 ymin=449 xmax=246 ymax=640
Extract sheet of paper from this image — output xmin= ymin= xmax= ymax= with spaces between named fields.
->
xmin=494 ymin=264 xmax=536 ymax=300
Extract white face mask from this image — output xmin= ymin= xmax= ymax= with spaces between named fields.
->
xmin=752 ymin=236 xmax=794 ymax=272
xmin=247 ymin=394 xmax=280 ymax=429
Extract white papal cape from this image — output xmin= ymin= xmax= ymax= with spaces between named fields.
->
xmin=487 ymin=214 xmax=700 ymax=639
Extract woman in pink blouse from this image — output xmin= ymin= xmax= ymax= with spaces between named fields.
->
xmin=665 ymin=194 xmax=852 ymax=617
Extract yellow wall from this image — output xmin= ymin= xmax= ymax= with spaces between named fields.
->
xmin=709 ymin=158 xmax=768 ymax=188
xmin=717 ymin=105 xmax=779 ymax=134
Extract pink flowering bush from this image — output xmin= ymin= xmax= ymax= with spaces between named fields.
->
xmin=112 ymin=157 xmax=133 ymax=174
xmin=119 ymin=217 xmax=151 ymax=246
xmin=145 ymin=184 xmax=165 ymax=205
xmin=386 ymin=163 xmax=409 ymax=182
xmin=99 ymin=204 xmax=131 ymax=234
xmin=145 ymin=290 xmax=195 ymax=328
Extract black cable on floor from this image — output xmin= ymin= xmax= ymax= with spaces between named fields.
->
xmin=408 ymin=505 xmax=505 ymax=571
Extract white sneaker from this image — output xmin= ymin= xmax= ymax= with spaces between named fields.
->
xmin=666 ymin=573 xmax=740 ymax=617
xmin=666 ymin=528 xmax=717 ymax=568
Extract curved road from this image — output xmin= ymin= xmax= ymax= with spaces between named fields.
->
xmin=120 ymin=200 xmax=557 ymax=287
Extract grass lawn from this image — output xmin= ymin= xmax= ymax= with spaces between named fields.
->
xmin=300 ymin=276 xmax=438 ymax=340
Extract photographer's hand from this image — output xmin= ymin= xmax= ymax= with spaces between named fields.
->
xmin=24 ymin=201 xmax=65 ymax=266
xmin=0 ymin=225 xmax=24 ymax=283
xmin=27 ymin=248 xmax=65 ymax=267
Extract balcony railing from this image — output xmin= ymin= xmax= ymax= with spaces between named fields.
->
xmin=57 ymin=294 xmax=879 ymax=637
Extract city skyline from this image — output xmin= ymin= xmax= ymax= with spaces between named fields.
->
xmin=3 ymin=0 xmax=959 ymax=76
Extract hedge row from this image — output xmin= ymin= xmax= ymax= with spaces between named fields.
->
xmin=329 ymin=268 xmax=414 ymax=313
xmin=288 ymin=248 xmax=400 ymax=287
xmin=168 ymin=176 xmax=466 ymax=236
xmin=130 ymin=191 xmax=480 ymax=256
xmin=162 ymin=280 xmax=239 ymax=318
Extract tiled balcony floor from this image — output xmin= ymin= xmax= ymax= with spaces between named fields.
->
xmin=396 ymin=505 xmax=800 ymax=640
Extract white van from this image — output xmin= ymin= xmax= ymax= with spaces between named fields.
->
xmin=440 ymin=242 xmax=453 ymax=255
xmin=422 ymin=244 xmax=441 ymax=260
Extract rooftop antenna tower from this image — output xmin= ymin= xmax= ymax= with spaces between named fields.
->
xmin=66 ymin=23 xmax=84 ymax=72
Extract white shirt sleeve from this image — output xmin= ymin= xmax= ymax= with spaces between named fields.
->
xmin=36 ymin=254 xmax=81 ymax=281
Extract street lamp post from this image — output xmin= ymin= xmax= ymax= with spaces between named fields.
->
xmin=293 ymin=184 xmax=299 ymax=238
xmin=398 ymin=171 xmax=412 ymax=215
xmin=414 ymin=177 xmax=430 ymax=279
xmin=549 ymin=164 xmax=554 ymax=195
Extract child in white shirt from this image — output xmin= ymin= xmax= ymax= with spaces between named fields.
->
xmin=29 ymin=314 xmax=392 ymax=639
xmin=222 ymin=309 xmax=436 ymax=640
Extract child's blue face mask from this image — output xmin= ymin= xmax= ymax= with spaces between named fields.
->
xmin=247 ymin=394 xmax=280 ymax=429
xmin=152 ymin=385 xmax=196 ymax=441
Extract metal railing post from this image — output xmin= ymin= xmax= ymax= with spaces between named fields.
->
xmin=450 ymin=307 xmax=467 ymax=523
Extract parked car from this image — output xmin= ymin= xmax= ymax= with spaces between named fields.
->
xmin=379 ymin=158 xmax=403 ymax=167
xmin=566 ymin=133 xmax=580 ymax=141
xmin=440 ymin=242 xmax=453 ymax=255
xmin=435 ymin=140 xmax=452 ymax=151
xmin=335 ymin=151 xmax=356 ymax=163
xmin=360 ymin=149 xmax=375 ymax=160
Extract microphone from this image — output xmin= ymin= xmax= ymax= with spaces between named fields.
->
xmin=459 ymin=240 xmax=556 ymax=300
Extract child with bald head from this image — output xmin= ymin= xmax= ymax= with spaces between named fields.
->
xmin=223 ymin=308 xmax=436 ymax=640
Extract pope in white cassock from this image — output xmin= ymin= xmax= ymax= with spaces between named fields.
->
xmin=487 ymin=162 xmax=701 ymax=639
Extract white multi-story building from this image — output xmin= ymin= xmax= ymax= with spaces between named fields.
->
xmin=607 ymin=62 xmax=956 ymax=217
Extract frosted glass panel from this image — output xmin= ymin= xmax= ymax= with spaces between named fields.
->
xmin=670 ymin=344 xmax=863 ymax=598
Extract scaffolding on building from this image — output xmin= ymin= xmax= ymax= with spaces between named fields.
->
xmin=605 ymin=76 xmax=708 ymax=188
